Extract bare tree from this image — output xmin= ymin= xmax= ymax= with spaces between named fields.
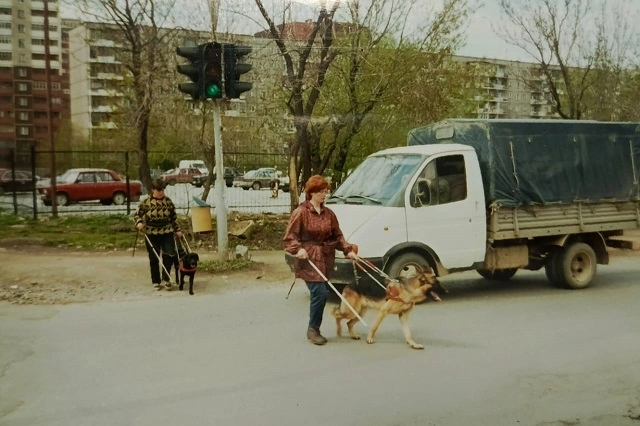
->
xmin=496 ymin=0 xmax=638 ymax=120
xmin=249 ymin=0 xmax=471 ymax=209
xmin=73 ymin=0 xmax=184 ymax=190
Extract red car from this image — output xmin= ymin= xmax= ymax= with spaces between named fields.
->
xmin=161 ymin=167 xmax=205 ymax=187
xmin=39 ymin=168 xmax=143 ymax=206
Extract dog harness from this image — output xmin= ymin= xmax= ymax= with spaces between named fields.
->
xmin=179 ymin=262 xmax=197 ymax=273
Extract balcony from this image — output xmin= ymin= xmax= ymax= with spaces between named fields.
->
xmin=90 ymin=56 xmax=120 ymax=64
xmin=91 ymin=105 xmax=115 ymax=113
xmin=92 ymin=72 xmax=124 ymax=81
xmin=91 ymin=121 xmax=117 ymax=130
xmin=90 ymin=89 xmax=124 ymax=97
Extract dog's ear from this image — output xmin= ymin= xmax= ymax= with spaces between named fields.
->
xmin=193 ymin=253 xmax=200 ymax=261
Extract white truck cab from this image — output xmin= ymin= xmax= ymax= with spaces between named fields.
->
xmin=324 ymin=144 xmax=487 ymax=294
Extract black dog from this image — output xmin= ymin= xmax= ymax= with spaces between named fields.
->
xmin=178 ymin=252 xmax=199 ymax=295
xmin=173 ymin=239 xmax=199 ymax=295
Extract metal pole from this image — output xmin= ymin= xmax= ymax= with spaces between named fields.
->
xmin=213 ymin=100 xmax=228 ymax=261
xmin=44 ymin=0 xmax=57 ymax=217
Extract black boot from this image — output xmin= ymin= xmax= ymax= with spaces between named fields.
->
xmin=306 ymin=328 xmax=328 ymax=345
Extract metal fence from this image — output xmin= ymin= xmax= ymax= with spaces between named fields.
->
xmin=0 ymin=148 xmax=293 ymax=218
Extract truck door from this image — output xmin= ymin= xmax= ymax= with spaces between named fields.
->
xmin=405 ymin=152 xmax=486 ymax=269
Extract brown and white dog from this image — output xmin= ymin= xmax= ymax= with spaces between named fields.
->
xmin=332 ymin=267 xmax=442 ymax=349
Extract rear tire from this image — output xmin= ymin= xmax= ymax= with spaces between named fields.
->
xmin=553 ymin=242 xmax=597 ymax=289
xmin=544 ymin=252 xmax=561 ymax=286
xmin=112 ymin=192 xmax=126 ymax=205
xmin=476 ymin=268 xmax=517 ymax=281
xmin=168 ymin=179 xmax=177 ymax=186
xmin=56 ymin=193 xmax=69 ymax=206
xmin=252 ymin=182 xmax=261 ymax=190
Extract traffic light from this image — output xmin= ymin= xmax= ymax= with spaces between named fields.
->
xmin=223 ymin=44 xmax=253 ymax=99
xmin=176 ymin=42 xmax=223 ymax=101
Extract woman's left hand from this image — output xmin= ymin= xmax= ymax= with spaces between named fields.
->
xmin=347 ymin=251 xmax=358 ymax=260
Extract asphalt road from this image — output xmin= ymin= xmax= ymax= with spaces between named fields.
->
xmin=1 ymin=258 xmax=640 ymax=426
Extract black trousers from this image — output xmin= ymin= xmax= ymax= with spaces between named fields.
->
xmin=144 ymin=233 xmax=176 ymax=284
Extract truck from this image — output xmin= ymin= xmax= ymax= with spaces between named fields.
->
xmin=321 ymin=119 xmax=640 ymax=295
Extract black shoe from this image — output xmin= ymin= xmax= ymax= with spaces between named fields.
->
xmin=306 ymin=328 xmax=327 ymax=345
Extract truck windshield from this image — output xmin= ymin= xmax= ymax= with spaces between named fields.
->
xmin=327 ymin=154 xmax=424 ymax=206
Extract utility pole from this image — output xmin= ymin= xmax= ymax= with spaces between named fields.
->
xmin=213 ymin=100 xmax=227 ymax=261
xmin=44 ymin=0 xmax=57 ymax=217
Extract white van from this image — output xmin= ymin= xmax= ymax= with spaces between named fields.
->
xmin=178 ymin=160 xmax=208 ymax=175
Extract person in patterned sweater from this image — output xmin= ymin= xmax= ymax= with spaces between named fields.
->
xmin=134 ymin=179 xmax=183 ymax=290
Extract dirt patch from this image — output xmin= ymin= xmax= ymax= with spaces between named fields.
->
xmin=2 ymin=231 xmax=639 ymax=305
xmin=0 ymin=245 xmax=293 ymax=305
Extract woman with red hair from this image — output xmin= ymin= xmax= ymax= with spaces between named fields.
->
xmin=283 ymin=175 xmax=358 ymax=345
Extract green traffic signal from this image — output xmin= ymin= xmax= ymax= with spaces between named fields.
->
xmin=205 ymin=82 xmax=222 ymax=99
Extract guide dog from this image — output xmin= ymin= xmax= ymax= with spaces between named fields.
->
xmin=332 ymin=266 xmax=442 ymax=349
xmin=174 ymin=239 xmax=199 ymax=295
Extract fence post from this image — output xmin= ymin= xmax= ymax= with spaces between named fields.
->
xmin=10 ymin=149 xmax=17 ymax=215
xmin=31 ymin=146 xmax=37 ymax=220
xmin=125 ymin=151 xmax=130 ymax=215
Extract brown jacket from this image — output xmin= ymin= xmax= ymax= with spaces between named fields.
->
xmin=283 ymin=201 xmax=353 ymax=282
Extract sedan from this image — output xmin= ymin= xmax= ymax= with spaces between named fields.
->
xmin=0 ymin=168 xmax=39 ymax=195
xmin=39 ymin=168 xmax=143 ymax=206
xmin=233 ymin=169 xmax=290 ymax=192
xmin=161 ymin=168 xmax=204 ymax=187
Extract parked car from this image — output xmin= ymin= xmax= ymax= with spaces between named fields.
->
xmin=0 ymin=168 xmax=39 ymax=195
xmin=213 ymin=167 xmax=243 ymax=187
xmin=233 ymin=169 xmax=290 ymax=192
xmin=161 ymin=167 xmax=204 ymax=187
xmin=39 ymin=168 xmax=143 ymax=206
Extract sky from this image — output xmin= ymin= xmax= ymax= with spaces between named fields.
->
xmin=61 ymin=0 xmax=637 ymax=63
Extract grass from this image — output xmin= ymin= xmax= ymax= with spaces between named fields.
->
xmin=0 ymin=211 xmax=290 ymax=273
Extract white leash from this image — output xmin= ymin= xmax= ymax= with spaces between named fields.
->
xmin=144 ymin=234 xmax=174 ymax=284
xmin=307 ymin=259 xmax=367 ymax=326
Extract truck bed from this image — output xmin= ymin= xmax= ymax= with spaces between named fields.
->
xmin=488 ymin=201 xmax=640 ymax=241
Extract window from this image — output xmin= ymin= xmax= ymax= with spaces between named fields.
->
xmin=0 ymin=52 xmax=11 ymax=61
xmin=0 ymin=36 xmax=10 ymax=44
xmin=0 ymin=22 xmax=10 ymax=29
xmin=18 ymin=97 xmax=28 ymax=106
xmin=17 ymin=68 xmax=27 ymax=77
xmin=410 ymin=155 xmax=467 ymax=207
xmin=18 ymin=54 xmax=26 ymax=63
xmin=17 ymin=83 xmax=27 ymax=92
xmin=18 ymin=127 xmax=30 ymax=136
xmin=51 ymin=82 xmax=60 ymax=90
xmin=33 ymin=82 xmax=46 ymax=90
xmin=18 ymin=39 xmax=25 ymax=48
xmin=51 ymin=97 xmax=61 ymax=104
xmin=18 ymin=112 xmax=28 ymax=121
xmin=18 ymin=10 xmax=25 ymax=18
xmin=18 ymin=25 xmax=25 ymax=33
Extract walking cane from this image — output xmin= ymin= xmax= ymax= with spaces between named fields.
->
xmin=132 ymin=229 xmax=139 ymax=257
xmin=144 ymin=234 xmax=174 ymax=284
xmin=307 ymin=259 xmax=367 ymax=326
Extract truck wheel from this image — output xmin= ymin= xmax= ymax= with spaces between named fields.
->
xmin=476 ymin=268 xmax=517 ymax=281
xmin=544 ymin=253 xmax=561 ymax=286
xmin=553 ymin=242 xmax=597 ymax=289
xmin=386 ymin=253 xmax=433 ymax=280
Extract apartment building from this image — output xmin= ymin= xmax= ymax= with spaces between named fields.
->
xmin=68 ymin=22 xmax=125 ymax=149
xmin=0 ymin=0 xmax=69 ymax=164
xmin=454 ymin=55 xmax=560 ymax=119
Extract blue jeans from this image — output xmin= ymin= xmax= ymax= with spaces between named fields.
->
xmin=306 ymin=281 xmax=328 ymax=329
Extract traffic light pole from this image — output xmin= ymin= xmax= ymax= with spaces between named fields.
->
xmin=213 ymin=100 xmax=228 ymax=261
